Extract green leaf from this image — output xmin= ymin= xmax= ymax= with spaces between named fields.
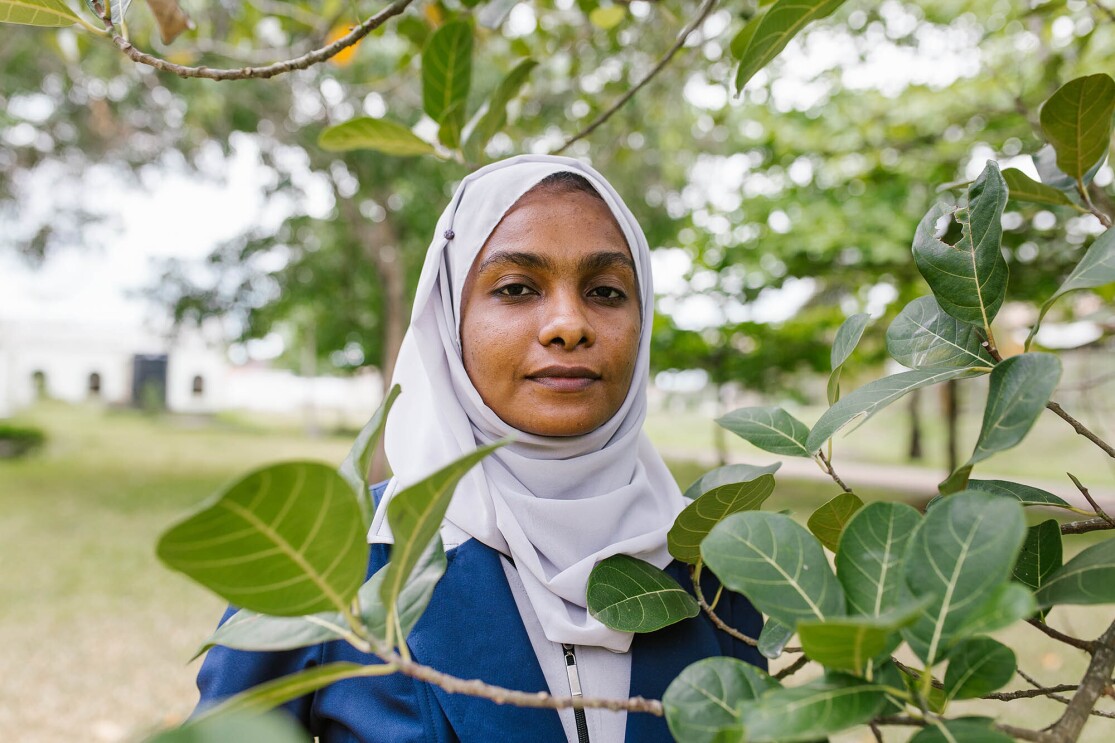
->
xmin=1039 ymin=73 xmax=1115 ymax=184
xmin=944 ymin=637 xmax=1016 ymax=701
xmin=1001 ymin=167 xmax=1077 ymax=208
xmin=379 ymin=443 xmax=502 ymax=617
xmin=898 ymin=664 xmax=946 ymax=713
xmin=886 ymin=297 xmax=993 ymax=370
xmin=807 ymin=492 xmax=863 ymax=552
xmin=338 ymin=384 xmax=400 ymax=528
xmin=732 ymin=0 xmax=848 ymax=93
xmin=668 ymin=474 xmax=776 ymax=563
xmin=158 ymin=462 xmax=367 ymax=616
xmin=589 ymin=4 xmax=626 ymax=30
xmin=827 ymin=312 xmax=870 ymax=404
xmin=912 ymin=161 xmax=1009 ymax=329
xmin=966 ymin=479 xmax=1074 ymax=510
xmin=683 ymin=462 xmax=782 ymax=500
xmin=909 ymin=717 xmax=1015 ymax=743
xmin=757 ymin=617 xmax=794 ymax=659
xmin=318 ymin=117 xmax=436 ymax=157
xmin=146 ymin=711 xmax=308 ymax=743
xmin=797 ymin=603 xmax=923 ymax=674
xmin=716 ymin=406 xmax=811 ymax=457
xmin=805 ymin=367 xmax=985 ymax=453
xmin=196 ymin=609 xmax=345 ymax=661
xmin=960 ymin=582 xmax=1037 ymax=638
xmin=663 ymin=657 xmax=778 ymax=743
xmin=836 ymin=502 xmax=922 ymax=618
xmin=1037 ymin=537 xmax=1115 ymax=607
xmin=1034 ymin=143 xmax=1104 ymax=192
xmin=587 ymin=554 xmax=699 ymax=633
xmin=82 ymin=0 xmax=129 ymax=25
xmin=702 ymin=512 xmax=845 ymax=626
xmin=1013 ymin=519 xmax=1063 ymax=595
xmin=360 ymin=538 xmax=445 ymax=642
xmin=0 ymin=0 xmax=79 ymax=27
xmin=467 ymin=58 xmax=537 ymax=157
xmin=901 ymin=492 xmax=1026 ymax=664
xmin=437 ymin=100 xmax=465 ymax=150
xmin=940 ymin=353 xmax=1062 ymax=494
xmin=422 ymin=20 xmax=473 ymax=124
xmin=1030 ymin=226 xmax=1115 ymax=348
xmin=738 ymin=672 xmax=889 ymax=742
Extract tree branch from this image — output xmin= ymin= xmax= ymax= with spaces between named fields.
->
xmin=1060 ymin=516 xmax=1115 ymax=535
xmin=1027 ymin=619 xmax=1095 ymax=653
xmin=1068 ymin=472 xmax=1115 ymax=528
xmin=691 ymin=565 xmax=759 ymax=647
xmin=553 ymin=0 xmax=718 ymax=154
xmin=774 ymin=654 xmax=810 ymax=680
xmin=100 ymin=0 xmax=415 ymax=80
xmin=816 ymin=450 xmax=853 ymax=494
xmin=1045 ymin=618 xmax=1115 ymax=741
xmin=984 ymin=684 xmax=1079 ymax=701
xmin=1046 ymin=401 xmax=1115 ymax=459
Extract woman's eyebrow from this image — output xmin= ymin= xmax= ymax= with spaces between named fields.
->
xmin=578 ymin=250 xmax=635 ymax=276
xmin=476 ymin=250 xmax=555 ymax=274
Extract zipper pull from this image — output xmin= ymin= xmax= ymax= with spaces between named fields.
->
xmin=562 ymin=643 xmax=583 ymax=697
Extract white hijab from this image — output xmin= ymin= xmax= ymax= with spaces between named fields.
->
xmin=368 ymin=154 xmax=686 ymax=652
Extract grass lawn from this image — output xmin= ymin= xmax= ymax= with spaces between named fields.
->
xmin=2 ymin=401 xmax=1113 ymax=741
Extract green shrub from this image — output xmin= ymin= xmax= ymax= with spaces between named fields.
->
xmin=0 ymin=423 xmax=46 ymax=459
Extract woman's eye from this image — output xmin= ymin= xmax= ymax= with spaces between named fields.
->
xmin=590 ymin=286 xmax=626 ymax=300
xmin=496 ymin=283 xmax=534 ymax=297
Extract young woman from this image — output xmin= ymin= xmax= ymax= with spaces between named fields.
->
xmin=196 ymin=155 xmax=765 ymax=742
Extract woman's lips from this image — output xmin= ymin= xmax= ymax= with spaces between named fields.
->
xmin=526 ymin=366 xmax=600 ymax=392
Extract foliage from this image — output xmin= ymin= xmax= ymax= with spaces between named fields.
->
xmin=0 ymin=423 xmax=46 ymax=458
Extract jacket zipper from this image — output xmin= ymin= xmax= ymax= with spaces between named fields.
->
xmin=562 ymin=643 xmax=591 ymax=743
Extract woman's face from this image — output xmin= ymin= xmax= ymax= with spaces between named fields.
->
xmin=459 ymin=187 xmax=642 ymax=437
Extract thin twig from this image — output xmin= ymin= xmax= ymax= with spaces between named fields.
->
xmin=869 ymin=722 xmax=884 ymax=743
xmin=690 ymin=566 xmax=759 ymax=647
xmin=774 ymin=654 xmax=809 ymax=680
xmin=1068 ymin=472 xmax=1115 ymax=528
xmin=100 ymin=0 xmax=415 ymax=80
xmin=816 ymin=450 xmax=853 ymax=494
xmin=984 ymin=684 xmax=1079 ymax=701
xmin=1060 ymin=516 xmax=1115 ymax=535
xmin=995 ymin=723 xmax=1049 ymax=742
xmin=1046 ymin=401 xmax=1115 ymax=459
xmin=874 ymin=715 xmax=927 ymax=728
xmin=1077 ymin=181 xmax=1114 ymax=228
xmin=553 ymin=0 xmax=718 ymax=153
xmin=1027 ymin=619 xmax=1096 ymax=653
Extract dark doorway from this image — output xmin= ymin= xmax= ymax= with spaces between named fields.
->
xmin=132 ymin=355 xmax=168 ymax=410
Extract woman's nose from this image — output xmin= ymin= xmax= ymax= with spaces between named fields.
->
xmin=538 ymin=292 xmax=596 ymax=348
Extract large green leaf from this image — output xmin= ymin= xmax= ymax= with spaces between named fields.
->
xmin=836 ymin=502 xmax=922 ymax=618
xmin=663 ymin=657 xmax=778 ymax=743
xmin=158 ymin=462 xmax=367 ymax=616
xmin=944 ymin=637 xmax=1016 ymax=701
xmin=147 ymin=711 xmax=308 ymax=743
xmin=912 ymin=161 xmax=1009 ymax=329
xmin=318 ymin=117 xmax=436 ymax=156
xmin=901 ymin=492 xmax=1026 ymax=664
xmin=828 ymin=312 xmax=870 ymax=404
xmin=668 ymin=474 xmax=776 ymax=563
xmin=379 ymin=442 xmax=504 ymax=614
xmin=197 ymin=609 xmax=345 ymax=660
xmin=683 ymin=462 xmax=782 ymax=500
xmin=1013 ymin=519 xmax=1063 ymax=595
xmin=1039 ymin=73 xmax=1115 ymax=184
xmin=703 ymin=512 xmax=845 ymax=626
xmin=0 ymin=0 xmax=78 ymax=26
xmin=738 ymin=672 xmax=890 ymax=742
xmin=797 ymin=603 xmax=923 ymax=674
xmin=466 ymin=58 xmax=538 ymax=157
xmin=966 ymin=479 xmax=1074 ymax=510
xmin=940 ymin=353 xmax=1061 ymax=494
xmin=338 ymin=384 xmax=400 ymax=527
xmin=757 ymin=617 xmax=794 ymax=659
xmin=587 ymin=554 xmax=699 ymax=633
xmin=1037 ymin=537 xmax=1115 ymax=607
xmin=1001 ymin=167 xmax=1077 ymax=208
xmin=959 ymin=582 xmax=1037 ymax=638
xmin=886 ymin=297 xmax=992 ymax=370
xmin=716 ymin=406 xmax=811 ymax=457
xmin=805 ymin=367 xmax=985 ymax=453
xmin=731 ymin=0 xmax=848 ymax=93
xmin=909 ymin=718 xmax=1015 ymax=743
xmin=359 ymin=537 xmax=446 ymax=641
xmin=807 ymin=492 xmax=863 ymax=553
xmin=1029 ymin=226 xmax=1115 ymax=348
xmin=422 ymin=20 xmax=473 ymax=124
xmin=1034 ymin=142 xmax=1104 ymax=193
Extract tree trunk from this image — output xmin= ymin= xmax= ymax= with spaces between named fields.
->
xmin=943 ymin=379 xmax=960 ymax=473
xmin=907 ymin=387 xmax=923 ymax=461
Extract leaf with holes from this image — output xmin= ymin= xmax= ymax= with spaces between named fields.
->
xmin=716 ymin=406 xmax=811 ymax=457
xmin=338 ymin=384 xmax=400 ymax=527
xmin=900 ymin=492 xmax=1026 ymax=664
xmin=944 ymin=637 xmax=1016 ymax=701
xmin=912 ymin=161 xmax=1009 ymax=329
xmin=757 ymin=617 xmax=794 ymax=659
xmin=732 ymin=0 xmax=848 ymax=93
xmin=828 ymin=312 xmax=870 ymax=404
xmin=1002 ymin=167 xmax=1077 ymax=208
xmin=663 ymin=657 xmax=778 ymax=743
xmin=380 ymin=442 xmax=505 ymax=614
xmin=1039 ymin=74 xmax=1115 ymax=184
xmin=1037 ymin=537 xmax=1115 ymax=607
xmin=806 ymin=367 xmax=985 ymax=453
xmin=940 ymin=353 xmax=1061 ymax=494
xmin=738 ymin=672 xmax=890 ymax=742
xmin=158 ymin=461 xmax=367 ymax=616
xmin=1029 ymin=226 xmax=1115 ymax=348
xmin=668 ymin=474 xmax=776 ymax=563
xmin=587 ymin=554 xmax=699 ymax=633
xmin=703 ymin=512 xmax=845 ymax=626
xmin=422 ymin=20 xmax=472 ymax=124
xmin=807 ymin=492 xmax=864 ymax=553
xmin=886 ymin=297 xmax=992 ymax=370
xmin=319 ymin=117 xmax=436 ymax=156
xmin=683 ymin=462 xmax=782 ymax=500
xmin=0 ymin=0 xmax=79 ymax=26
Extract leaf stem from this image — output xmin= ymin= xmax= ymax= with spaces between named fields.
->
xmin=1067 ymin=472 xmax=1115 ymax=527
xmin=1077 ymin=179 xmax=1113 ymax=228
xmin=689 ymin=564 xmax=761 ymax=648
xmin=815 ymin=450 xmax=853 ymax=494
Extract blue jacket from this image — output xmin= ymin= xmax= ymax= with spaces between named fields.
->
xmin=196 ymin=482 xmax=766 ymax=742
